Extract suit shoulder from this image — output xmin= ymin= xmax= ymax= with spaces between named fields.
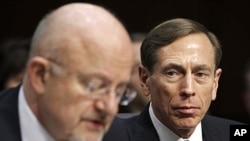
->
xmin=0 ymin=86 xmax=19 ymax=101
xmin=203 ymin=115 xmax=246 ymax=126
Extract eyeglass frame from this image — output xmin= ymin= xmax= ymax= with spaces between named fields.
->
xmin=44 ymin=56 xmax=137 ymax=106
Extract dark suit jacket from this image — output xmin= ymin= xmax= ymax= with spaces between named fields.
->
xmin=103 ymin=104 xmax=244 ymax=141
xmin=0 ymin=86 xmax=22 ymax=141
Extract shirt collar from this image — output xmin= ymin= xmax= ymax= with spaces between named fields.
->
xmin=149 ymin=103 xmax=203 ymax=141
xmin=18 ymin=85 xmax=55 ymax=141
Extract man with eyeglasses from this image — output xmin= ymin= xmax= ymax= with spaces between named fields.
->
xmin=0 ymin=2 xmax=134 ymax=141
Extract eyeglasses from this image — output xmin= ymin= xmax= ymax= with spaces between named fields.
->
xmin=47 ymin=57 xmax=137 ymax=106
xmin=84 ymin=77 xmax=137 ymax=106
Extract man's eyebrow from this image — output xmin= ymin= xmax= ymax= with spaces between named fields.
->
xmin=161 ymin=63 xmax=212 ymax=72
xmin=192 ymin=64 xmax=212 ymax=72
xmin=162 ymin=63 xmax=185 ymax=72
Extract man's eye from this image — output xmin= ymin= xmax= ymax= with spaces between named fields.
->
xmin=87 ymin=84 xmax=100 ymax=92
xmin=85 ymin=78 xmax=106 ymax=93
xmin=166 ymin=71 xmax=178 ymax=76
xmin=196 ymin=73 xmax=205 ymax=77
xmin=196 ymin=72 xmax=209 ymax=78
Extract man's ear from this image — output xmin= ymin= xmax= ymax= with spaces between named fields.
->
xmin=27 ymin=56 xmax=50 ymax=95
xmin=212 ymin=68 xmax=222 ymax=100
xmin=139 ymin=65 xmax=151 ymax=96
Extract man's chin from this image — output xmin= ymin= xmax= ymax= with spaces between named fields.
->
xmin=172 ymin=117 xmax=199 ymax=129
xmin=68 ymin=131 xmax=104 ymax=141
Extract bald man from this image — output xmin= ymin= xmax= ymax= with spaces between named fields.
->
xmin=0 ymin=2 xmax=134 ymax=141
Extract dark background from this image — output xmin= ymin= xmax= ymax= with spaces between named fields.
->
xmin=1 ymin=0 xmax=249 ymax=123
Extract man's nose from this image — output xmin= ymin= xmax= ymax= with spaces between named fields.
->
xmin=180 ymin=73 xmax=195 ymax=97
xmin=94 ymin=90 xmax=119 ymax=115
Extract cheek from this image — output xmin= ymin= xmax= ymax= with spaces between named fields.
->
xmin=57 ymin=93 xmax=93 ymax=123
xmin=150 ymin=77 xmax=177 ymax=98
xmin=41 ymin=83 xmax=91 ymax=126
xmin=197 ymin=87 xmax=214 ymax=111
xmin=59 ymin=102 xmax=90 ymax=131
xmin=149 ymin=79 xmax=176 ymax=111
xmin=40 ymin=95 xmax=93 ymax=138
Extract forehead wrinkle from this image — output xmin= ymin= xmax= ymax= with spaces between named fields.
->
xmin=156 ymin=33 xmax=215 ymax=67
xmin=157 ymin=50 xmax=214 ymax=72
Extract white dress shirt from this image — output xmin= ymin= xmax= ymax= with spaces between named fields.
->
xmin=149 ymin=103 xmax=203 ymax=141
xmin=18 ymin=86 xmax=55 ymax=141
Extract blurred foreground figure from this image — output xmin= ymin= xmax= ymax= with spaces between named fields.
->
xmin=0 ymin=2 xmax=134 ymax=141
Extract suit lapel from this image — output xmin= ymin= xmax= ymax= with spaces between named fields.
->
xmin=0 ymin=86 xmax=22 ymax=141
xmin=202 ymin=115 xmax=221 ymax=141
xmin=129 ymin=104 xmax=160 ymax=141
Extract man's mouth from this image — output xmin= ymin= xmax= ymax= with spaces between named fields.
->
xmin=174 ymin=106 xmax=200 ymax=115
xmin=82 ymin=118 xmax=106 ymax=131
